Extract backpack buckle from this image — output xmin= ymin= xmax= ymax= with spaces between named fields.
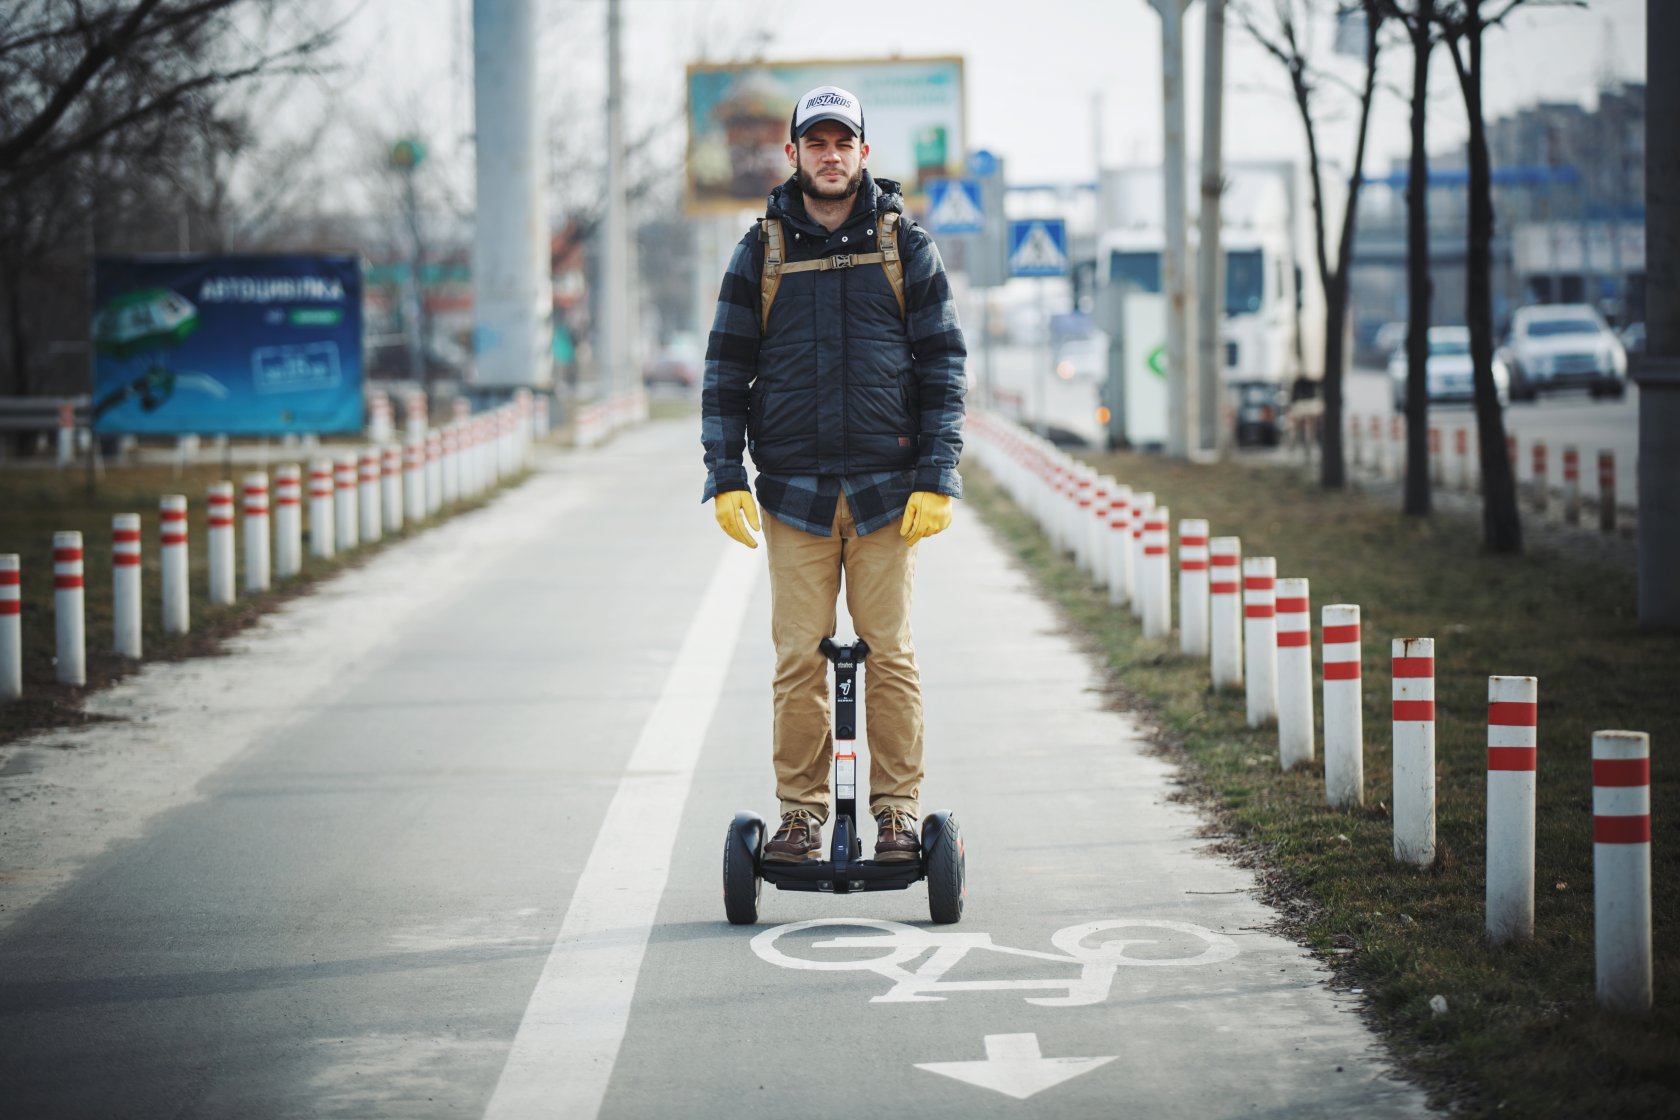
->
xmin=831 ymin=253 xmax=853 ymax=269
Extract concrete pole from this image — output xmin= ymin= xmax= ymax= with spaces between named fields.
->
xmin=1156 ymin=0 xmax=1193 ymax=458
xmin=1637 ymin=0 xmax=1680 ymax=629
xmin=1197 ymin=0 xmax=1227 ymax=457
xmin=0 ymin=555 xmax=19 ymax=700
xmin=159 ymin=496 xmax=189 ymax=635
xmin=601 ymin=0 xmax=630 ymax=400
xmin=472 ymin=0 xmax=553 ymax=392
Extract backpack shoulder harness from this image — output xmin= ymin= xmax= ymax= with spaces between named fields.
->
xmin=758 ymin=210 xmax=905 ymax=332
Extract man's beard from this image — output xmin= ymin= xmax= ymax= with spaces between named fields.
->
xmin=797 ymin=164 xmax=863 ymax=201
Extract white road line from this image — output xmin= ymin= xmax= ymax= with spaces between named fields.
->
xmin=482 ymin=542 xmax=760 ymax=1120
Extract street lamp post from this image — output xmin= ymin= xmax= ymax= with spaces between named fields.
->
xmin=390 ymin=137 xmax=427 ymax=390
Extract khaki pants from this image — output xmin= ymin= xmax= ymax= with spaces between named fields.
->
xmin=763 ymin=493 xmax=921 ymax=823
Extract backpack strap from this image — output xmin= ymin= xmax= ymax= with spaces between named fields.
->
xmin=878 ymin=211 xmax=906 ymax=322
xmin=758 ymin=212 xmax=909 ymax=328
xmin=758 ymin=217 xmax=784 ymax=333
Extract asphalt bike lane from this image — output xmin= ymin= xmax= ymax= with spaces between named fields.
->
xmin=597 ymin=430 xmax=1432 ymax=1119
xmin=0 ymin=422 xmax=733 ymax=1117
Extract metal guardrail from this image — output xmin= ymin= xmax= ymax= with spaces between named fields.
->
xmin=0 ymin=396 xmax=90 ymax=433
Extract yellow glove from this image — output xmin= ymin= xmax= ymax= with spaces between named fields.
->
xmin=900 ymin=491 xmax=953 ymax=546
xmin=713 ymin=489 xmax=761 ymax=549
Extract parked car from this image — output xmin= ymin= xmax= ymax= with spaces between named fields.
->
xmin=1498 ymin=304 xmax=1627 ymax=401
xmin=1053 ymin=334 xmax=1108 ymax=383
xmin=641 ymin=336 xmax=700 ymax=389
xmin=1386 ymin=326 xmax=1509 ymax=411
xmin=1232 ymin=380 xmax=1288 ymax=447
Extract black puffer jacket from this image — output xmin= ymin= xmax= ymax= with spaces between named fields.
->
xmin=748 ymin=174 xmax=919 ymax=475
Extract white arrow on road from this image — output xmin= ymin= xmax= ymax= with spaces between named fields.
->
xmin=915 ymin=1033 xmax=1116 ymax=1100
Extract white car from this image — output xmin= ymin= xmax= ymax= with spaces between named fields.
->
xmin=1387 ymin=326 xmax=1509 ymax=411
xmin=1053 ymin=334 xmax=1109 ymax=383
xmin=1499 ymin=304 xmax=1628 ymax=401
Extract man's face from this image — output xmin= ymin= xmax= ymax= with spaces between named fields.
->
xmin=787 ymin=121 xmax=867 ymax=202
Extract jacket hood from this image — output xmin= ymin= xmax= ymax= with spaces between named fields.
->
xmin=766 ymin=171 xmax=904 ymax=232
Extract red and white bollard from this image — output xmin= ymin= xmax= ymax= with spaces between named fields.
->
xmin=1599 ymin=451 xmax=1616 ymax=534
xmin=358 ymin=448 xmax=383 ymax=544
xmin=368 ymin=390 xmax=394 ymax=443
xmin=1368 ymin=415 xmax=1382 ymax=472
xmin=1486 ymin=676 xmax=1538 ymax=944
xmin=207 ymin=483 xmax=235 ymax=604
xmin=1275 ymin=577 xmax=1313 ymax=769
xmin=160 ymin=495 xmax=189 ymax=635
xmin=1531 ymin=441 xmax=1549 ymax=514
xmin=335 ymin=454 xmax=360 ymax=551
xmin=404 ymin=437 xmax=427 ymax=523
xmin=1388 ymin=416 xmax=1403 ymax=481
xmin=1392 ymin=637 xmax=1436 ymax=866
xmin=442 ymin=424 xmax=461 ymax=506
xmin=0 ymin=554 xmax=19 ymax=700
xmin=1210 ymin=537 xmax=1243 ymax=690
xmin=1106 ymin=485 xmax=1133 ymax=608
xmin=1178 ymin=518 xmax=1210 ymax=657
xmin=1322 ymin=605 xmax=1363 ymax=807
xmin=405 ymin=389 xmax=428 ymax=440
xmin=1428 ymin=427 xmax=1442 ymax=485
xmin=274 ymin=465 xmax=302 ymax=579
xmin=1593 ymin=729 xmax=1652 ymax=1014
xmin=1141 ymin=505 xmax=1172 ymax=639
xmin=112 ymin=513 xmax=142 ymax=659
xmin=309 ymin=460 xmax=335 ymax=559
xmin=1454 ymin=428 xmax=1474 ymax=493
xmin=1129 ymin=491 xmax=1155 ymax=621
xmin=243 ymin=473 xmax=270 ymax=594
xmin=57 ymin=401 xmax=75 ymax=467
xmin=1242 ymin=556 xmax=1278 ymax=728
xmin=382 ymin=444 xmax=404 ymax=533
xmin=1081 ymin=476 xmax=1109 ymax=585
xmin=54 ymin=531 xmax=85 ymax=685
xmin=426 ymin=430 xmax=444 ymax=516
xmin=1562 ymin=445 xmax=1581 ymax=526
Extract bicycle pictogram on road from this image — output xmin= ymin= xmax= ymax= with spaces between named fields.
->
xmin=750 ymin=918 xmax=1239 ymax=1006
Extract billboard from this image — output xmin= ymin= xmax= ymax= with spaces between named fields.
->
xmin=91 ymin=254 xmax=363 ymax=435
xmin=686 ymin=56 xmax=965 ymax=214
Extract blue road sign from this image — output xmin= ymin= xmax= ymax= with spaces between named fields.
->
xmin=1008 ymin=219 xmax=1069 ymax=277
xmin=925 ymin=178 xmax=985 ymax=235
xmin=968 ymin=149 xmax=998 ymax=177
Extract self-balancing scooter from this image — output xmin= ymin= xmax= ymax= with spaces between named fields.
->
xmin=724 ymin=637 xmax=966 ymax=925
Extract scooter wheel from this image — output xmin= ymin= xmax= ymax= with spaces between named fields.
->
xmin=922 ymin=811 xmax=965 ymax=925
xmin=724 ymin=811 xmax=765 ymax=925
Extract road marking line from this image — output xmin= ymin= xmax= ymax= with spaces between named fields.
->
xmin=482 ymin=543 xmax=760 ymax=1120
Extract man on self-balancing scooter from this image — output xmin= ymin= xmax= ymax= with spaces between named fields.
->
xmin=699 ymin=83 xmax=967 ymax=924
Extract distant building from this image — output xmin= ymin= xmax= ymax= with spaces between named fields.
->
xmin=1349 ymin=81 xmax=1645 ymax=363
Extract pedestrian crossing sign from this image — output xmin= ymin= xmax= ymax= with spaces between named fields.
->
xmin=1008 ymin=219 xmax=1068 ymax=277
xmin=925 ymin=178 xmax=985 ymax=235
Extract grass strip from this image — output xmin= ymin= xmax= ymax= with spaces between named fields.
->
xmin=964 ymin=446 xmax=1677 ymax=1119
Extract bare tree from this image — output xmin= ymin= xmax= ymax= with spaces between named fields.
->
xmin=0 ymin=1 xmax=340 ymax=400
xmin=1377 ymin=0 xmax=1439 ymax=516
xmin=1237 ymin=0 xmax=1387 ymax=489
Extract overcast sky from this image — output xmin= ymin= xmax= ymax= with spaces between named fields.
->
xmin=326 ymin=0 xmax=1646 ymax=203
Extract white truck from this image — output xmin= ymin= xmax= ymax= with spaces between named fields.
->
xmin=1093 ymin=161 xmax=1327 ymax=446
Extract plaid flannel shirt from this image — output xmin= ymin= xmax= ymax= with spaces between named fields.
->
xmin=700 ymin=179 xmax=967 ymax=537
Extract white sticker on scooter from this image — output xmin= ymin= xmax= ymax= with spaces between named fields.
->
xmin=749 ymin=918 xmax=1238 ymax=1005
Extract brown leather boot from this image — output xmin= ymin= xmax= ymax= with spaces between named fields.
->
xmin=873 ymin=807 xmax=920 ymax=863
xmin=764 ymin=809 xmax=823 ymax=863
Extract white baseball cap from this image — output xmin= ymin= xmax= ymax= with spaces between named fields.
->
xmin=791 ymin=85 xmax=865 ymax=140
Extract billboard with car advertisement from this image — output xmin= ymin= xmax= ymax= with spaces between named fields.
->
xmin=91 ymin=254 xmax=363 ymax=435
xmin=685 ymin=56 xmax=965 ymax=215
